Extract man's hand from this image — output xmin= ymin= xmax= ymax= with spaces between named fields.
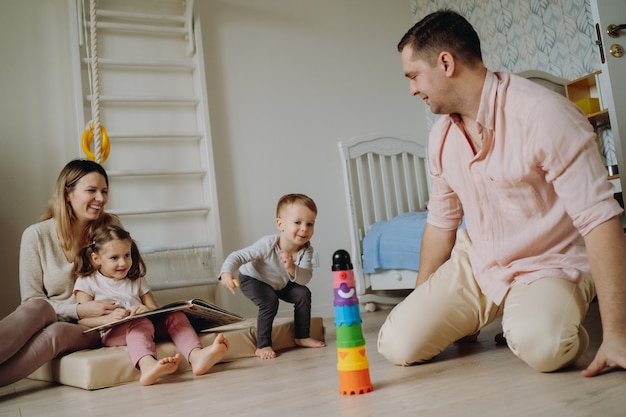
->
xmin=581 ymin=217 xmax=626 ymax=377
xmin=582 ymin=336 xmax=626 ymax=377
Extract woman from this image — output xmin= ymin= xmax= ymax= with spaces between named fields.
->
xmin=0 ymin=159 xmax=120 ymax=387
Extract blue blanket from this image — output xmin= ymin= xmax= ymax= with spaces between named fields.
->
xmin=362 ymin=212 xmax=464 ymax=273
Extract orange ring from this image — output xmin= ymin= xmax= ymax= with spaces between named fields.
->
xmin=81 ymin=123 xmax=110 ymax=163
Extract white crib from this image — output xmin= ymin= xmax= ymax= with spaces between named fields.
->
xmin=338 ymin=134 xmax=429 ymax=311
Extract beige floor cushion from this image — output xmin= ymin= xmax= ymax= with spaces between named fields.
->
xmin=29 ymin=317 xmax=324 ymax=390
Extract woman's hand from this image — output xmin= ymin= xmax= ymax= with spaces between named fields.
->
xmin=77 ymin=299 xmax=118 ymax=319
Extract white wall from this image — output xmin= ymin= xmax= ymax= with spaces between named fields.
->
xmin=0 ymin=0 xmax=427 ymax=319
xmin=0 ymin=0 xmax=81 ymax=318
xmin=198 ymin=0 xmax=425 ymax=317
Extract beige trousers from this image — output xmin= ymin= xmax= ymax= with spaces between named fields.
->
xmin=377 ymin=229 xmax=595 ymax=372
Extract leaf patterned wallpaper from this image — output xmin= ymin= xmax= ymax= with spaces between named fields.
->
xmin=410 ymin=0 xmax=615 ymax=166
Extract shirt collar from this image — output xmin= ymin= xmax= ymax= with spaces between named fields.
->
xmin=476 ymin=70 xmax=500 ymax=133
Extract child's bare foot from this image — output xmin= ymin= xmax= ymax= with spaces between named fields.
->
xmin=139 ymin=353 xmax=182 ymax=386
xmin=295 ymin=337 xmax=326 ymax=348
xmin=255 ymin=346 xmax=277 ymax=359
xmin=189 ymin=333 xmax=230 ymax=376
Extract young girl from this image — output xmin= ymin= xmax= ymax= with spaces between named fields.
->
xmin=72 ymin=224 xmax=230 ymax=386
xmin=219 ymin=193 xmax=325 ymax=360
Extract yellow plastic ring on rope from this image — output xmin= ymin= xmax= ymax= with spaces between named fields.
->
xmin=81 ymin=123 xmax=110 ymax=163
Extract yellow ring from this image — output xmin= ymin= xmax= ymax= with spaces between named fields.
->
xmin=81 ymin=123 xmax=110 ymax=163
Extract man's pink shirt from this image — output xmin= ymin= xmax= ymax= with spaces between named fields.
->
xmin=427 ymin=71 xmax=622 ymax=304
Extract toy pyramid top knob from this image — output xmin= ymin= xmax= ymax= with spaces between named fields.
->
xmin=332 ymin=249 xmax=353 ymax=271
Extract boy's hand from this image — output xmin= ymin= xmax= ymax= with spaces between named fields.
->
xmin=279 ymin=250 xmax=296 ymax=276
xmin=220 ymin=273 xmax=239 ymax=295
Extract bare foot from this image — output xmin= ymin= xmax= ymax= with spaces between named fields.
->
xmin=189 ymin=333 xmax=230 ymax=376
xmin=294 ymin=337 xmax=326 ymax=348
xmin=255 ymin=346 xmax=277 ymax=359
xmin=139 ymin=353 xmax=182 ymax=386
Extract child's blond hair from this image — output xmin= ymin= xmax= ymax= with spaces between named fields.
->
xmin=276 ymin=193 xmax=317 ymax=217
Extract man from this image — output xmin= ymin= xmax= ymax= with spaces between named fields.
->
xmin=377 ymin=9 xmax=626 ymax=377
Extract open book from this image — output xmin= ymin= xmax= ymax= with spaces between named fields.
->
xmin=83 ymin=298 xmax=244 ymax=333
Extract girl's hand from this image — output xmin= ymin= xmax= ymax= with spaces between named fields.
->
xmin=130 ymin=304 xmax=152 ymax=315
xmin=220 ymin=273 xmax=239 ymax=295
xmin=108 ymin=307 xmax=130 ymax=321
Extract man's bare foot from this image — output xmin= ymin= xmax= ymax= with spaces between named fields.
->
xmin=255 ymin=346 xmax=277 ymax=359
xmin=189 ymin=333 xmax=230 ymax=376
xmin=139 ymin=353 xmax=182 ymax=386
xmin=295 ymin=337 xmax=326 ymax=348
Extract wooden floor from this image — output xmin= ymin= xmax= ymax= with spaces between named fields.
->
xmin=1 ymin=301 xmax=625 ymax=417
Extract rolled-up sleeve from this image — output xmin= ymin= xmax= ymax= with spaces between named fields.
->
xmin=531 ymin=96 xmax=622 ymax=236
xmin=426 ymin=119 xmax=465 ymax=231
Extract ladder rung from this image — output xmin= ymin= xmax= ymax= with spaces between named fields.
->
xmin=140 ymin=242 xmax=214 ymax=254
xmin=106 ymin=132 xmax=203 ymax=140
xmin=150 ymin=279 xmax=216 ymax=291
xmin=97 ymin=9 xmax=185 ymax=25
xmin=86 ymin=95 xmax=199 ymax=104
xmin=89 ymin=21 xmax=186 ymax=36
xmin=107 ymin=169 xmax=206 ymax=178
xmin=84 ymin=58 xmax=194 ymax=70
xmin=110 ymin=206 xmax=211 ymax=216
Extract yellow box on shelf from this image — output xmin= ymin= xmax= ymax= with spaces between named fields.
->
xmin=574 ymin=97 xmax=600 ymax=115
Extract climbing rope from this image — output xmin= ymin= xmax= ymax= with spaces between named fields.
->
xmin=81 ymin=0 xmax=109 ymax=163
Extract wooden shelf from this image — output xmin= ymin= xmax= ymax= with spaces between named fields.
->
xmin=564 ymin=71 xmax=607 ymax=123
xmin=564 ymin=71 xmax=602 ymax=102
xmin=588 ymin=109 xmax=610 ymax=125
xmin=565 ymin=72 xmax=619 ymax=193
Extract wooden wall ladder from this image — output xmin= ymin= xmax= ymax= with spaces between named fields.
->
xmin=69 ymin=0 xmax=222 ymax=290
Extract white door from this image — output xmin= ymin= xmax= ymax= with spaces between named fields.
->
xmin=591 ymin=0 xmax=626 ymax=197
